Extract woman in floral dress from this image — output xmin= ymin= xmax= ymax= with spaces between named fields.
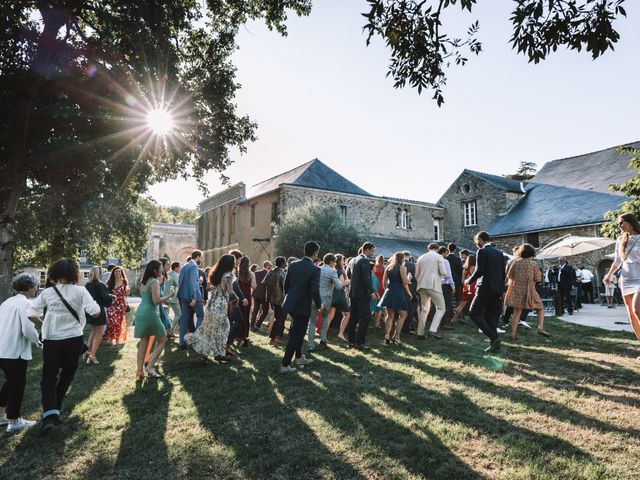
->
xmin=186 ymin=255 xmax=235 ymax=364
xmin=105 ymin=267 xmax=129 ymax=345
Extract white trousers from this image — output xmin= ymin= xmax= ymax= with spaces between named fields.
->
xmin=417 ymin=288 xmax=446 ymax=335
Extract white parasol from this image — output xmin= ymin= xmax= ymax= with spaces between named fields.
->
xmin=536 ymin=235 xmax=615 ymax=260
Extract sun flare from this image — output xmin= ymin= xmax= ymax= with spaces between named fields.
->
xmin=145 ymin=107 xmax=175 ymax=136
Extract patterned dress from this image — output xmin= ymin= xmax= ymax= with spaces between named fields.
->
xmin=505 ymin=258 xmax=544 ymax=310
xmin=185 ymin=273 xmax=232 ymax=358
xmin=105 ymin=283 xmax=127 ymax=343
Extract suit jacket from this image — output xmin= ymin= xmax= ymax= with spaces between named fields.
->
xmin=84 ymin=280 xmax=114 ymax=323
xmin=319 ymin=264 xmax=343 ymax=309
xmin=558 ymin=264 xmax=576 ymax=289
xmin=467 ymin=244 xmax=507 ymax=295
xmin=404 ymin=260 xmax=418 ymax=294
xmin=446 ymin=253 xmax=463 ymax=289
xmin=348 ymin=254 xmax=374 ymax=300
xmin=264 ymin=268 xmax=286 ymax=306
xmin=177 ymin=259 xmax=201 ymax=302
xmin=282 ymin=257 xmax=322 ymax=316
xmin=415 ymin=251 xmax=448 ymax=292
xmin=252 ymin=269 xmax=268 ymax=300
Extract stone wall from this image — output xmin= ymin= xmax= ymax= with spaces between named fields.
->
xmin=280 ymin=185 xmax=444 ymax=242
xmin=145 ymin=223 xmax=196 ymax=265
xmin=438 ymin=171 xmax=523 ymax=250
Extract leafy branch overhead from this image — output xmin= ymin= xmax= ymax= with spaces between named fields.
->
xmin=601 ymin=145 xmax=640 ymax=239
xmin=362 ymin=0 xmax=627 ymax=105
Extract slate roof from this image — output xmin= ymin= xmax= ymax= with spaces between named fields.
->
xmin=465 ymin=170 xmax=525 ymax=193
xmin=245 ymin=159 xmax=371 ymax=200
xmin=486 ymin=183 xmax=629 ymax=236
xmin=532 ymin=141 xmax=640 ymax=194
xmin=369 ymin=236 xmax=431 ymax=259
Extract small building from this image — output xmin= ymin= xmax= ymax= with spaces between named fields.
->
xmin=142 ymin=222 xmax=197 ymax=265
xmin=197 ymin=159 xmax=444 ymax=265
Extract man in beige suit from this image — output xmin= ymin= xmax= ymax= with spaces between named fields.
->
xmin=415 ymin=243 xmax=448 ymax=339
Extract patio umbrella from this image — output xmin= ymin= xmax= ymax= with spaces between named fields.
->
xmin=536 ymin=235 xmax=615 ymax=260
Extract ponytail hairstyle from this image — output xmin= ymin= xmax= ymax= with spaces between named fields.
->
xmin=619 ymin=213 xmax=640 ymax=257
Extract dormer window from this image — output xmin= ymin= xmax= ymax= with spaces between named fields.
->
xmin=396 ymin=207 xmax=412 ymax=230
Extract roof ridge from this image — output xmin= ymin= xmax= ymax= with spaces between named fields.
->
xmin=249 ymin=158 xmax=318 ymax=188
xmin=539 ymin=140 xmax=640 ymax=166
xmin=527 ymin=181 xmax=627 ymax=198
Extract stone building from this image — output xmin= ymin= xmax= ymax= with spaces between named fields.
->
xmin=197 ymin=159 xmax=444 ymax=265
xmin=143 ymin=222 xmax=197 ymax=265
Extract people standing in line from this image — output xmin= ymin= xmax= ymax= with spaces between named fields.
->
xmin=558 ymin=257 xmax=576 ymax=316
xmin=378 ymin=252 xmax=411 ymax=345
xmin=308 ymin=253 xmax=343 ymax=351
xmin=236 ymin=256 xmax=257 ymax=347
xmin=453 ymin=255 xmax=476 ymax=323
xmin=579 ymin=266 xmax=595 ymax=304
xmin=504 ymin=244 xmax=550 ymax=340
xmin=186 ymin=255 xmax=236 ymax=364
xmin=604 ymin=213 xmax=640 ymax=353
xmin=134 ymin=261 xmax=173 ymax=379
xmin=280 ymin=241 xmax=322 ymax=373
xmin=166 ymin=261 xmax=181 ymax=336
xmin=28 ymin=259 xmax=101 ymax=435
xmin=465 ymin=232 xmax=507 ymax=353
xmin=105 ymin=266 xmax=129 ymax=345
xmin=603 ymin=272 xmax=617 ymax=308
xmin=346 ymin=242 xmax=378 ymax=350
xmin=415 ymin=243 xmax=448 ymax=340
xmin=372 ymin=255 xmax=385 ymax=328
xmin=264 ymin=256 xmax=287 ymax=346
xmin=84 ymin=266 xmax=114 ymax=365
xmin=402 ymin=252 xmax=419 ymax=334
xmin=446 ymin=243 xmax=464 ymax=305
xmin=250 ymin=261 xmax=272 ymax=332
xmin=0 ymin=274 xmax=41 ymax=433
xmin=330 ymin=254 xmax=352 ymax=343
xmin=177 ymin=250 xmax=203 ymax=349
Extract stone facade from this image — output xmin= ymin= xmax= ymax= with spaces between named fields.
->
xmin=438 ymin=171 xmax=524 ymax=250
xmin=144 ymin=223 xmax=197 ymax=265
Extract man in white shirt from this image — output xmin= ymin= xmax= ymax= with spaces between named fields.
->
xmin=415 ymin=243 xmax=448 ymax=340
xmin=308 ymin=253 xmax=344 ymax=351
xmin=0 ymin=274 xmax=42 ymax=433
xmin=578 ymin=266 xmax=595 ymax=304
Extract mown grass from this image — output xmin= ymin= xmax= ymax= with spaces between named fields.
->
xmin=3 ymin=311 xmax=640 ymax=480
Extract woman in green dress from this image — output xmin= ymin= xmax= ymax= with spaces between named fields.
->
xmin=134 ymin=261 xmax=173 ymax=379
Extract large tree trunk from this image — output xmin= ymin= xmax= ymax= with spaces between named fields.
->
xmin=0 ymin=176 xmax=25 ymax=301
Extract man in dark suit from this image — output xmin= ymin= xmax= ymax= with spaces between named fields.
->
xmin=466 ymin=231 xmax=507 ymax=353
xmin=558 ymin=257 xmax=576 ymax=315
xmin=347 ymin=241 xmax=377 ymax=350
xmin=446 ymin=243 xmax=463 ymax=304
xmin=280 ymin=241 xmax=322 ymax=373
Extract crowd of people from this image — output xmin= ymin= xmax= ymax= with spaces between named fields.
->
xmin=3 ymin=213 xmax=640 ymax=434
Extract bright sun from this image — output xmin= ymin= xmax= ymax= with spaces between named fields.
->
xmin=146 ymin=108 xmax=175 ymax=136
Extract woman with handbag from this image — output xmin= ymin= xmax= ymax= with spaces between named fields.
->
xmin=84 ymin=266 xmax=115 ymax=365
xmin=28 ymin=259 xmax=100 ymax=435
xmin=604 ymin=213 xmax=640 ymax=354
xmin=105 ymin=266 xmax=130 ymax=345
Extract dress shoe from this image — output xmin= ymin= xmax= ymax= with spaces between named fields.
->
xmin=484 ymin=339 xmax=501 ymax=353
xmin=427 ymin=332 xmax=442 ymax=340
xmin=416 ymin=335 xmax=426 ymax=340
xmin=356 ymin=344 xmax=371 ymax=351
xmin=319 ymin=340 xmax=328 ymax=349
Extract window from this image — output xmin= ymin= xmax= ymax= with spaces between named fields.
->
xmin=433 ymin=219 xmax=440 ymax=241
xmin=250 ymin=204 xmax=256 ymax=227
xmin=340 ymin=205 xmax=347 ymax=223
xmin=271 ymin=202 xmax=279 ymax=222
xmin=526 ymin=232 xmax=540 ymax=248
xmin=464 ymin=200 xmax=477 ymax=227
xmin=396 ymin=208 xmax=411 ymax=230
xmin=83 ymin=271 xmax=89 ymax=279
xmin=39 ymin=271 xmax=46 ymax=287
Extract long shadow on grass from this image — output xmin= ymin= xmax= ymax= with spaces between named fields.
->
xmin=108 ymin=378 xmax=176 ymax=479
xmin=308 ymin=346 xmax=601 ymax=479
xmin=0 ymin=340 xmax=121 ymax=478
xmin=171 ymin=345 xmax=367 ymax=479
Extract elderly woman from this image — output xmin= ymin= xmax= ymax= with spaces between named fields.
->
xmin=0 ymin=273 xmax=42 ymax=433
xmin=28 ymin=259 xmax=100 ymax=435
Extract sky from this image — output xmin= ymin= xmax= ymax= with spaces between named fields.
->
xmin=148 ymin=1 xmax=640 ymax=209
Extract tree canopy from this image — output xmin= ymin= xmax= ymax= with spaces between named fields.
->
xmin=505 ymin=161 xmax=538 ymax=181
xmin=273 ymin=203 xmax=365 ymax=259
xmin=601 ymin=145 xmax=640 ymax=238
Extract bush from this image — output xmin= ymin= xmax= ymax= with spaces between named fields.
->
xmin=273 ymin=202 xmax=367 ymax=259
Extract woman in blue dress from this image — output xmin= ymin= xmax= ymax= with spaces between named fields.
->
xmin=378 ymin=252 xmax=412 ymax=345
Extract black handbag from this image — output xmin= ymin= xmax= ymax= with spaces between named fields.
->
xmin=52 ymin=285 xmax=89 ymax=356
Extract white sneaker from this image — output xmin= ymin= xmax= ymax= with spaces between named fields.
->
xmin=0 ymin=415 xmax=9 ymax=426
xmin=279 ymin=365 xmax=297 ymax=374
xmin=519 ymin=321 xmax=532 ymax=330
xmin=295 ymin=356 xmax=314 ymax=366
xmin=497 ymin=328 xmax=506 ymax=334
xmin=6 ymin=418 xmax=37 ymax=433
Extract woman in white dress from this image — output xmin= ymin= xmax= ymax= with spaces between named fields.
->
xmin=604 ymin=213 xmax=640 ymax=348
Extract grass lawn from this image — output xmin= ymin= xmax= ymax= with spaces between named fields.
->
xmin=3 ymin=311 xmax=640 ymax=480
